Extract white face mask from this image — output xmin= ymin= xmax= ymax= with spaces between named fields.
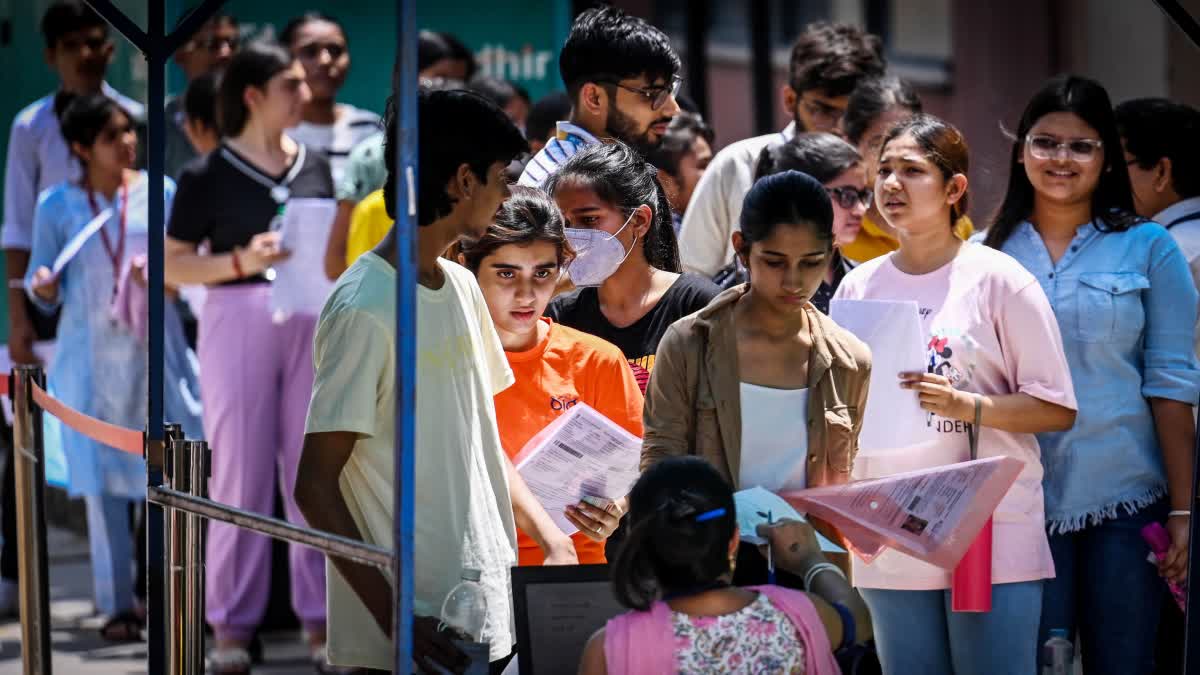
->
xmin=564 ymin=210 xmax=638 ymax=287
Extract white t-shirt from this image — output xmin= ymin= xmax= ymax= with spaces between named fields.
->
xmin=288 ymin=104 xmax=382 ymax=187
xmin=738 ymin=383 xmax=809 ymax=492
xmin=305 ymin=253 xmax=519 ymax=669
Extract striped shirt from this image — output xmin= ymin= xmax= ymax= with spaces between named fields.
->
xmin=517 ymin=121 xmax=600 ymax=188
xmin=288 ymin=104 xmax=382 ymax=188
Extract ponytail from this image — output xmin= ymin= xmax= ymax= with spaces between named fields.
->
xmin=611 ymin=458 xmax=736 ymax=611
xmin=646 ymin=168 xmax=681 ymax=273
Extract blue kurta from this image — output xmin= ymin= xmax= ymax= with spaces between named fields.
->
xmin=25 ymin=172 xmax=173 ymax=498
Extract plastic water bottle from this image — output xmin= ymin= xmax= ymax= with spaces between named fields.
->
xmin=435 ymin=569 xmax=490 ymax=675
xmin=1042 ymin=628 xmax=1074 ymax=675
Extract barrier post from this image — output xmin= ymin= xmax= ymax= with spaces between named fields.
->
xmin=13 ymin=365 xmax=51 ymax=675
xmin=184 ymin=440 xmax=209 ymax=673
xmin=165 ymin=436 xmax=190 ymax=674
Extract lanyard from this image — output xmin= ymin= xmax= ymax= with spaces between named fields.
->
xmin=220 ymin=143 xmax=308 ymax=204
xmin=1166 ymin=211 xmax=1200 ymax=230
xmin=86 ymin=180 xmax=129 ymax=290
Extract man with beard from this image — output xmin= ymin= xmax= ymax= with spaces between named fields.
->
xmin=678 ymin=22 xmax=885 ymax=277
xmin=518 ymin=5 xmax=680 ymax=188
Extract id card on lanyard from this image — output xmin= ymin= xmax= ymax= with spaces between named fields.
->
xmin=86 ymin=181 xmax=128 ymax=294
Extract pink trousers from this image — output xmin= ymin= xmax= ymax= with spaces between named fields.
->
xmin=198 ymin=284 xmax=324 ymax=642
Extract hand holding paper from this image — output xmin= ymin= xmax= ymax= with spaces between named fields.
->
xmin=270 ymin=198 xmax=336 ymax=316
xmin=734 ymin=487 xmax=844 ymax=553
xmin=780 ymin=456 xmax=1024 ymax=570
xmin=30 ymin=266 xmax=59 ymax=302
xmin=514 ymin=403 xmax=642 ymax=537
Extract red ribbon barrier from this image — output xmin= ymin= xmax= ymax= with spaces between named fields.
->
xmin=0 ymin=375 xmax=8 ymax=398
xmin=30 ymin=382 xmax=143 ymax=456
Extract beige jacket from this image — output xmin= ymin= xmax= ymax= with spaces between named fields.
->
xmin=642 ymin=284 xmax=872 ymax=489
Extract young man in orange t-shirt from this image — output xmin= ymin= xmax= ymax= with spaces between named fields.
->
xmin=462 ymin=186 xmax=644 ymax=565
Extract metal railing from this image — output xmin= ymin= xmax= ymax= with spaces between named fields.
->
xmin=9 ymin=363 xmax=396 ymax=674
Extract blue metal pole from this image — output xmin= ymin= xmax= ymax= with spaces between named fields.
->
xmin=393 ymin=0 xmax=417 ymax=671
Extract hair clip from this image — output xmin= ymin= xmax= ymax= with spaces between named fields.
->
xmin=694 ymin=508 xmax=726 ymax=523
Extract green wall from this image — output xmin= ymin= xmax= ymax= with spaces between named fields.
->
xmin=0 ymin=0 xmax=571 ymax=342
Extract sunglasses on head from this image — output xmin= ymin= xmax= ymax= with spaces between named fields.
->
xmin=826 ymin=186 xmax=872 ymax=209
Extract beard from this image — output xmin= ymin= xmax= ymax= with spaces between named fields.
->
xmin=605 ymin=102 xmax=664 ymax=158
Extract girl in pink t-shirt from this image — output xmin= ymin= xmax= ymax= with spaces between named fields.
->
xmin=834 ymin=114 xmax=1078 ymax=675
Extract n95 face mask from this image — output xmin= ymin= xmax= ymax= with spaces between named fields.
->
xmin=564 ymin=211 xmax=637 ymax=287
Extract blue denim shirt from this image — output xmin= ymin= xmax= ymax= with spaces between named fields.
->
xmin=997 ymin=220 xmax=1200 ymax=533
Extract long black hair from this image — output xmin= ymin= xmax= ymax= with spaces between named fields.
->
xmin=613 ymin=457 xmax=736 ymax=611
xmin=545 ymin=141 xmax=681 ymax=273
xmin=984 ymin=75 xmax=1141 ymax=249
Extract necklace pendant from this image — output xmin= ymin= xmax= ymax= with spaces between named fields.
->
xmin=270 ymin=185 xmax=290 ymax=204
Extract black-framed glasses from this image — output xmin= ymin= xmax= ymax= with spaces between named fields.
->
xmin=826 ymin=186 xmax=872 ymax=209
xmin=1025 ymin=134 xmax=1103 ymax=162
xmin=800 ymin=96 xmax=847 ymax=129
xmin=597 ymin=76 xmax=681 ymax=111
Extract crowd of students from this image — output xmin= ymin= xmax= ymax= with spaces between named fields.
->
xmin=3 ymin=1 xmax=1200 ymax=674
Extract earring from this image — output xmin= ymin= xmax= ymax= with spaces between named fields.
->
xmin=728 ymin=552 xmax=737 ymax=577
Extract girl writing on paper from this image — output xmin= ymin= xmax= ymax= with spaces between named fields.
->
xmin=641 ymin=170 xmax=871 ymax=588
xmin=461 ymin=186 xmax=644 ymax=565
xmin=26 ymin=93 xmax=167 ymax=641
xmin=984 ymin=75 xmax=1200 ymax=674
xmin=753 ymin=133 xmax=870 ymax=313
xmin=543 ymin=142 xmax=721 ymax=394
xmin=579 ymin=456 xmax=870 ymax=675
xmin=163 ymin=42 xmax=335 ymax=673
xmin=833 ymin=114 xmax=1077 ymax=675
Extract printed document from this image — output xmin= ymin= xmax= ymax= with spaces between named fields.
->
xmin=514 ymin=403 xmax=642 ymax=536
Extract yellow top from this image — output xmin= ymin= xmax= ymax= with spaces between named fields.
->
xmin=841 ymin=212 xmax=976 ymax=265
xmin=345 ymin=189 xmax=394 ymax=267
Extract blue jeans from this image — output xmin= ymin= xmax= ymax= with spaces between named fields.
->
xmin=1040 ymin=499 xmax=1168 ymax=674
xmin=860 ymin=582 xmax=1043 ymax=675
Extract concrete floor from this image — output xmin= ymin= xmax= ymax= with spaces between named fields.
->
xmin=0 ymin=527 xmax=314 ymax=674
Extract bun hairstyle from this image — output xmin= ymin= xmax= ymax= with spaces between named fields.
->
xmin=545 ymin=141 xmax=682 ymax=273
xmin=738 ymin=170 xmax=835 ymax=253
xmin=612 ymin=457 xmax=736 ymax=611
xmin=459 ymin=185 xmax=576 ymax=272
xmin=880 ymin=113 xmax=970 ymax=227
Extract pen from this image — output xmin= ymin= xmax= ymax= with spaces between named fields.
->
xmin=766 ymin=509 xmax=776 ymax=585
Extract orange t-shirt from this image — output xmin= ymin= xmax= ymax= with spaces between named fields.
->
xmin=495 ymin=318 xmax=645 ymax=565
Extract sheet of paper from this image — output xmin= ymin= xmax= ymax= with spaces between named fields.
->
xmin=270 ymin=198 xmax=337 ymax=316
xmin=734 ymin=486 xmax=845 ymax=553
xmin=51 ymin=208 xmax=112 ymax=278
xmin=781 ymin=456 xmax=1024 ymax=569
xmin=514 ymin=403 xmax=642 ymax=536
xmin=829 ymin=298 xmax=934 ymax=451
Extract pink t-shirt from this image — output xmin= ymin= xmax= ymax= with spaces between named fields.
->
xmin=834 ymin=243 xmax=1077 ymax=590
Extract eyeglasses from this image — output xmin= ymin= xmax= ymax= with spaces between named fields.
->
xmin=297 ymin=42 xmax=347 ymax=61
xmin=800 ymin=97 xmax=847 ymax=130
xmin=1025 ymin=135 xmax=1104 ymax=162
xmin=598 ymin=76 xmax=681 ymax=111
xmin=826 ymin=186 xmax=872 ymax=209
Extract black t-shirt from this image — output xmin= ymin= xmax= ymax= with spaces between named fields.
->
xmin=167 ymin=143 xmax=334 ymax=285
xmin=546 ymin=273 xmax=721 ymax=391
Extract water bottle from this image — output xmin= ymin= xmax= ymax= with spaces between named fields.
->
xmin=1042 ymin=628 xmax=1074 ymax=675
xmin=435 ymin=569 xmax=490 ymax=674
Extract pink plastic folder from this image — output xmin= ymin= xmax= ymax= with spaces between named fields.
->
xmin=780 ymin=456 xmax=1022 ymax=570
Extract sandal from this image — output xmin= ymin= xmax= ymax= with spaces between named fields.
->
xmin=99 ymin=610 xmax=144 ymax=642
xmin=209 ymin=646 xmax=253 ymax=674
